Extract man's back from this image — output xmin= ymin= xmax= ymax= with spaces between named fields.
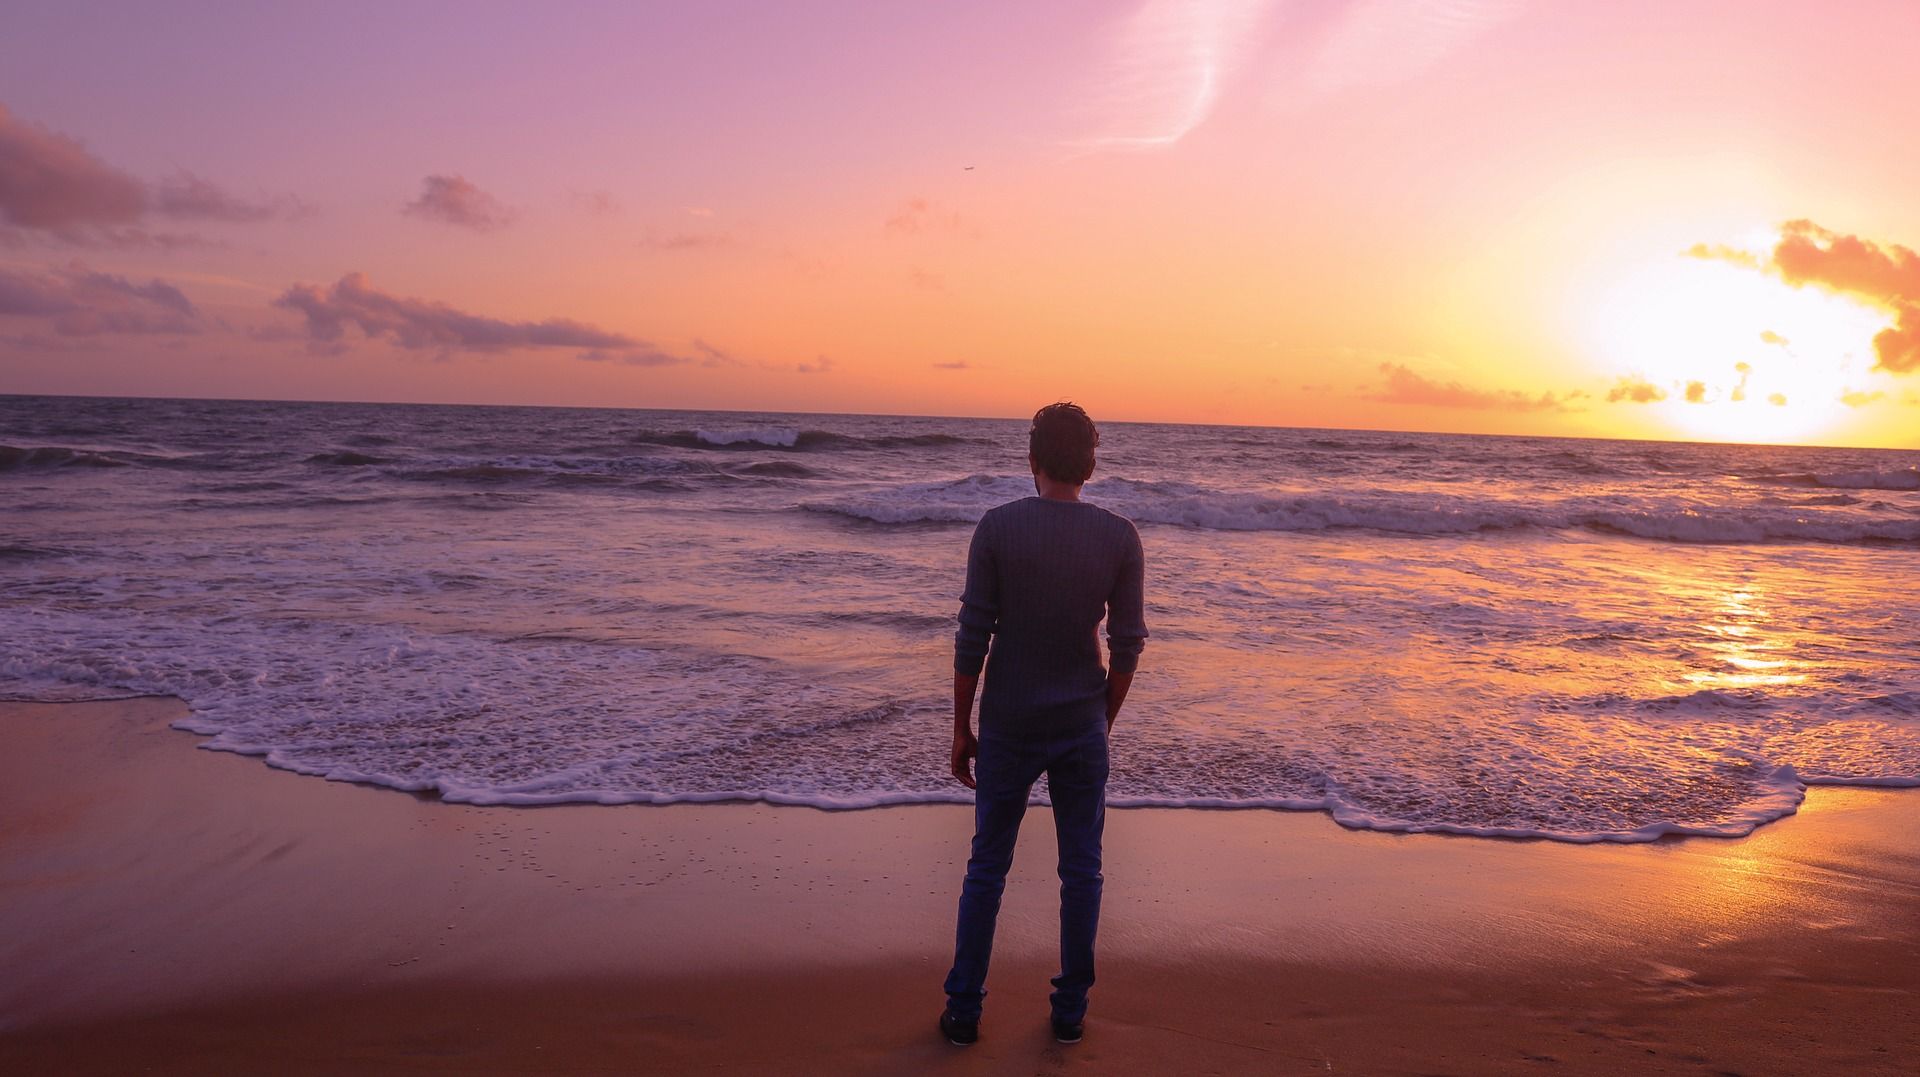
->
xmin=955 ymin=495 xmax=1147 ymax=729
xmin=942 ymin=401 xmax=1145 ymax=1046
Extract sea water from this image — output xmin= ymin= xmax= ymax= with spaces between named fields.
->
xmin=3 ymin=395 xmax=1917 ymax=841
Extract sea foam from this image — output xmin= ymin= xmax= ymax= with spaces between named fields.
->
xmin=6 ymin=397 xmax=1920 ymax=842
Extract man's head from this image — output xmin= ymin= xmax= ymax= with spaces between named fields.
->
xmin=1028 ymin=402 xmax=1099 ymax=487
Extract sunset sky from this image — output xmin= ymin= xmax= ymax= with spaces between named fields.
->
xmin=5 ymin=0 xmax=1920 ymax=446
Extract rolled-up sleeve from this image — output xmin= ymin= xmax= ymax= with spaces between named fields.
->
xmin=1105 ymin=522 xmax=1147 ymax=675
xmin=953 ymin=514 xmax=998 ymax=675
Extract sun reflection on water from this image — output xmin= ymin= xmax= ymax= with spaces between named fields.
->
xmin=1683 ymin=587 xmax=1810 ymax=692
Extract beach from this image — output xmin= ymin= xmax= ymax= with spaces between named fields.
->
xmin=2 ymin=697 xmax=1914 ymax=1075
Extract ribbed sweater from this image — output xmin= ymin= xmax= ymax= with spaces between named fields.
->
xmin=954 ymin=495 xmax=1148 ymax=730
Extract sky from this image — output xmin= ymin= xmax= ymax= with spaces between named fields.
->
xmin=4 ymin=0 xmax=1920 ymax=446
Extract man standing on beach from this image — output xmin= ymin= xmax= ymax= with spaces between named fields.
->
xmin=940 ymin=402 xmax=1148 ymax=1047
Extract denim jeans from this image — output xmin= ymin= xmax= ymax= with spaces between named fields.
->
xmin=943 ymin=718 xmax=1109 ymax=1023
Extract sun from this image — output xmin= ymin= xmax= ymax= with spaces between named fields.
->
xmin=1576 ymin=255 xmax=1894 ymax=443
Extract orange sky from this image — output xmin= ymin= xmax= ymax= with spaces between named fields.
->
xmin=4 ymin=1 xmax=1920 ymax=446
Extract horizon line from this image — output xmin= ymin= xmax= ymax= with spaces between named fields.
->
xmin=2 ymin=389 xmax=1914 ymax=454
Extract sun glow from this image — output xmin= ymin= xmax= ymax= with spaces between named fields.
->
xmin=1579 ymin=256 xmax=1895 ymax=443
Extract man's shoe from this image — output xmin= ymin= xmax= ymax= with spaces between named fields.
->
xmin=940 ymin=1010 xmax=979 ymax=1046
xmin=1051 ymin=1016 xmax=1084 ymax=1044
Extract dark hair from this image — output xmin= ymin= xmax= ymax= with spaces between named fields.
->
xmin=1028 ymin=401 xmax=1099 ymax=485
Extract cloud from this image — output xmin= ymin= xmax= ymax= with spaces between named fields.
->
xmin=0 ymin=261 xmax=198 ymax=335
xmin=932 ymin=360 xmax=970 ymax=370
xmin=690 ymin=339 xmax=742 ymax=367
xmin=1841 ymin=389 xmax=1885 ymax=407
xmin=1606 ymin=376 xmax=1667 ymax=403
xmin=1684 ymin=380 xmax=1707 ymax=403
xmin=152 ymin=172 xmax=309 ymax=222
xmin=638 ymin=228 xmax=730 ymax=251
xmin=1 ymin=106 xmax=306 ymax=245
xmin=1759 ymin=329 xmax=1788 ymax=346
xmin=0 ymin=104 xmax=146 ymax=231
xmin=577 ymin=347 xmax=692 ymax=367
xmin=569 ymin=190 xmax=619 ymax=216
xmin=1073 ymin=0 xmax=1275 ymax=152
xmin=1682 ymin=242 xmax=1761 ymax=269
xmin=1692 ymin=220 xmax=1920 ymax=374
xmin=684 ymin=338 xmax=827 ymax=374
xmin=1767 ymin=392 xmax=1787 ymax=406
xmin=402 ymin=175 xmax=513 ymax=231
xmin=884 ymin=198 xmax=971 ymax=237
xmin=271 ymin=272 xmax=638 ymax=355
xmin=1368 ymin=362 xmax=1573 ymax=411
xmin=1301 ymin=0 xmax=1528 ymax=98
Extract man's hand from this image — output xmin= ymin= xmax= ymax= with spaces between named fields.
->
xmin=950 ymin=729 xmax=978 ymax=789
xmin=952 ymin=670 xmax=981 ymax=788
xmin=1105 ymin=670 xmax=1134 ymax=732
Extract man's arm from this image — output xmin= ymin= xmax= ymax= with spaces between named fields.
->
xmin=951 ymin=516 xmax=997 ymax=788
xmin=1105 ymin=522 xmax=1147 ymax=731
xmin=951 ymin=671 xmax=980 ymax=789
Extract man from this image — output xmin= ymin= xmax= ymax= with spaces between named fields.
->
xmin=939 ymin=401 xmax=1148 ymax=1047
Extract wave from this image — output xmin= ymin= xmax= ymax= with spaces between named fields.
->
xmin=306 ymin=450 xmax=389 ymax=466
xmin=634 ymin=428 xmax=988 ymax=452
xmin=0 ymin=442 xmax=264 ymax=473
xmin=728 ymin=460 xmax=825 ymax=479
xmin=0 ymin=444 xmax=130 ymax=470
xmin=0 ymin=543 xmax=77 ymax=561
xmin=1752 ymin=467 xmax=1920 ymax=491
xmin=697 ymin=426 xmax=800 ymax=448
xmin=806 ymin=474 xmax=1920 ymax=546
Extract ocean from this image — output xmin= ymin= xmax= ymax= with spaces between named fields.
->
xmin=3 ymin=394 xmax=1918 ymax=842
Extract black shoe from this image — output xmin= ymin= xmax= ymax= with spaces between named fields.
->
xmin=1051 ymin=1017 xmax=1084 ymax=1044
xmin=940 ymin=1010 xmax=978 ymax=1046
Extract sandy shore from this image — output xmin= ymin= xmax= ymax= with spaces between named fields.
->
xmin=1 ymin=697 xmax=1915 ymax=1074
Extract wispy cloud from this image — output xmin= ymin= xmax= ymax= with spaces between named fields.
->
xmin=1690 ymin=219 xmax=1920 ymax=374
xmin=1297 ymin=0 xmax=1528 ymax=98
xmin=884 ymin=197 xmax=973 ymax=237
xmin=638 ymin=228 xmax=730 ymax=251
xmin=402 ymin=175 xmax=514 ymax=231
xmin=577 ymin=347 xmax=691 ymax=367
xmin=568 ymin=189 xmax=620 ymax=217
xmin=1368 ymin=361 xmax=1573 ymax=411
xmin=151 ymin=171 xmax=311 ymax=223
xmin=1071 ymin=0 xmax=1277 ymax=152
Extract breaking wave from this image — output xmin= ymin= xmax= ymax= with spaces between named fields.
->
xmin=632 ymin=427 xmax=989 ymax=452
xmin=808 ymin=474 xmax=1920 ymax=546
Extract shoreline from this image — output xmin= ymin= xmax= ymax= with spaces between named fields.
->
xmin=2 ymin=696 xmax=1916 ymax=1074
xmin=170 ymin=705 xmax=1855 ymax=847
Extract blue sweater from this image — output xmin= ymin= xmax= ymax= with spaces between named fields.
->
xmin=954 ymin=496 xmax=1148 ymax=731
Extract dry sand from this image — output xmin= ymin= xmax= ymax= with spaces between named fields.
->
xmin=1 ymin=697 xmax=1915 ymax=1075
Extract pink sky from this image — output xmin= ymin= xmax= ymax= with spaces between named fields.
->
xmin=5 ymin=0 xmax=1920 ymax=445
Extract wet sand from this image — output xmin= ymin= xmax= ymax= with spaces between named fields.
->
xmin=1 ymin=697 xmax=1915 ymax=1074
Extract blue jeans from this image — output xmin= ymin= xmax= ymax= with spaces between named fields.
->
xmin=943 ymin=719 xmax=1109 ymax=1023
